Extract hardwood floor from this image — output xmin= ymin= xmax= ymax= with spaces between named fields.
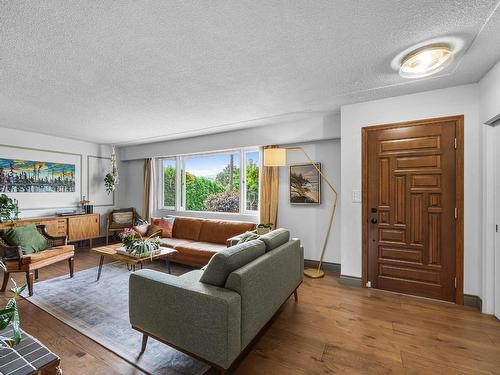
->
xmin=2 ymin=248 xmax=500 ymax=374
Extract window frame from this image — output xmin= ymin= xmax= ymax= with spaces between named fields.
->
xmin=241 ymin=148 xmax=261 ymax=215
xmin=158 ymin=157 xmax=177 ymax=211
xmin=157 ymin=147 xmax=260 ymax=216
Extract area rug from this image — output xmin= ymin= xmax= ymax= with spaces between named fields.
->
xmin=23 ymin=262 xmax=210 ymax=375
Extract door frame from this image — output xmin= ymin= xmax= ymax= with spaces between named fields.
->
xmin=361 ymin=115 xmax=464 ymax=304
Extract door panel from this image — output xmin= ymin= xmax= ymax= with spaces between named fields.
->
xmin=366 ymin=119 xmax=457 ymax=301
xmin=68 ymin=214 xmax=100 ymax=241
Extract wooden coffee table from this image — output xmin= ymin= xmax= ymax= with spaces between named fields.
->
xmin=91 ymin=243 xmax=177 ymax=281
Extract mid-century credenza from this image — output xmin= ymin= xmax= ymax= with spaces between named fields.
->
xmin=0 ymin=213 xmax=100 ymax=248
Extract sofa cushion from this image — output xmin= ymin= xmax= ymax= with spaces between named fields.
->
xmin=112 ymin=211 xmax=134 ymax=225
xmin=133 ymin=224 xmax=150 ymax=237
xmin=178 ymin=269 xmax=204 ymax=282
xmin=21 ymin=245 xmax=74 ymax=265
xmin=198 ymin=220 xmax=256 ymax=245
xmin=172 ymin=217 xmax=204 ymax=241
xmin=199 ymin=239 xmax=265 ymax=287
xmin=259 ymin=228 xmax=290 ymax=251
xmin=3 ymin=224 xmax=49 ymax=255
xmin=151 ymin=216 xmax=175 ymax=238
xmin=159 ymin=237 xmax=194 ymax=249
xmin=174 ymin=241 xmax=227 ymax=258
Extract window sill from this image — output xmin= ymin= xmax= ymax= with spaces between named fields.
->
xmin=157 ymin=208 xmax=259 ymax=222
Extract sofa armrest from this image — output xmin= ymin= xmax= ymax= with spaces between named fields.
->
xmin=129 ymin=270 xmax=241 ymax=369
xmin=36 ymin=225 xmax=68 ymax=246
xmin=0 ymin=243 xmax=23 ymax=263
xmin=148 ymin=229 xmax=162 ymax=237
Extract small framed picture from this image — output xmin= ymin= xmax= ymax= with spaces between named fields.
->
xmin=289 ymin=163 xmax=321 ymax=204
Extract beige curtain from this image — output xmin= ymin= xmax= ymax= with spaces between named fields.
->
xmin=260 ymin=145 xmax=280 ymax=227
xmin=142 ymin=158 xmax=157 ymax=222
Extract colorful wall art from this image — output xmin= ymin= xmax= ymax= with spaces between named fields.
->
xmin=289 ymin=163 xmax=321 ymax=204
xmin=0 ymin=158 xmax=76 ymax=193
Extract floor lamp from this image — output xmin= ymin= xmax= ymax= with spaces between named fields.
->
xmin=263 ymin=147 xmax=338 ymax=278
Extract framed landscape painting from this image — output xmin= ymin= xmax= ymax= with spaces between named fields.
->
xmin=0 ymin=158 xmax=75 ymax=193
xmin=289 ymin=163 xmax=321 ymax=204
xmin=0 ymin=145 xmax=81 ymax=210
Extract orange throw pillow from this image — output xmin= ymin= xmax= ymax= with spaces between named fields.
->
xmin=151 ymin=216 xmax=175 ymax=238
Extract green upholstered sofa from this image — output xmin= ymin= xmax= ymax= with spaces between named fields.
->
xmin=129 ymin=229 xmax=303 ymax=372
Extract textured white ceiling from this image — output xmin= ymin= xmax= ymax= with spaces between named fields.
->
xmin=1 ymin=1 xmax=500 ymax=145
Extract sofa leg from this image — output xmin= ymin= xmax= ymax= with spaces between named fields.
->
xmin=140 ymin=333 xmax=148 ymax=353
xmin=69 ymin=257 xmax=74 ymax=278
xmin=293 ymin=289 xmax=298 ymax=302
xmin=1 ymin=271 xmax=10 ymax=292
xmin=34 ymin=269 xmax=39 ymax=280
xmin=26 ymin=272 xmax=34 ymax=296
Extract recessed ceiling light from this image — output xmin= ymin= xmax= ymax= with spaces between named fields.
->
xmin=399 ymin=44 xmax=453 ymax=78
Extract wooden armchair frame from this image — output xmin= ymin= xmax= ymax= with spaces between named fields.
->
xmin=0 ymin=225 xmax=74 ymax=296
xmin=106 ymin=208 xmax=137 ymax=245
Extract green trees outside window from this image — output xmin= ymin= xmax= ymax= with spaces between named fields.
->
xmin=162 ymin=150 xmax=259 ymax=213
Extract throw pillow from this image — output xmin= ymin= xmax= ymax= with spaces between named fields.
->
xmin=112 ymin=211 xmax=134 ymax=225
xmin=3 ymin=224 xmax=49 ymax=255
xmin=236 ymin=231 xmax=260 ymax=244
xmin=259 ymin=228 xmax=290 ymax=251
xmin=151 ymin=216 xmax=175 ymax=238
xmin=200 ymin=239 xmax=265 ymax=287
xmin=133 ymin=224 xmax=150 ymax=237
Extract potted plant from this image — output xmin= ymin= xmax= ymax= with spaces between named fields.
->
xmin=118 ymin=229 xmax=161 ymax=258
xmin=257 ymin=223 xmax=273 ymax=235
xmin=0 ymin=261 xmax=25 ymax=347
xmin=104 ymin=146 xmax=119 ymax=194
xmin=0 ymin=194 xmax=19 ymax=223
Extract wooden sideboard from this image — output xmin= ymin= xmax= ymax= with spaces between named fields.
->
xmin=0 ymin=213 xmax=100 ymax=248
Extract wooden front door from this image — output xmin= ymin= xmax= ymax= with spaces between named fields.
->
xmin=363 ymin=116 xmax=463 ymax=302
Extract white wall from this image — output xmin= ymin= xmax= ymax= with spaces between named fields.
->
xmin=479 ymin=59 xmax=500 ymax=314
xmin=340 ymin=84 xmax=482 ymax=296
xmin=277 ymin=139 xmax=341 ymax=263
xmin=117 ymin=115 xmax=342 ymax=262
xmin=119 ymin=113 xmax=340 ymax=161
xmin=0 ymin=127 xmax=115 ymax=235
xmin=117 ymin=113 xmax=341 ymax=219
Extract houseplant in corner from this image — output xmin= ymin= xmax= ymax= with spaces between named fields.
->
xmin=118 ymin=229 xmax=161 ymax=258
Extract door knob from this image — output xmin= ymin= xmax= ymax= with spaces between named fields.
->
xmin=371 ymin=218 xmax=378 ymax=224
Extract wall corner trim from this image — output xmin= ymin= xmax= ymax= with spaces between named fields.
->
xmin=339 ymin=275 xmax=362 ymax=288
xmin=463 ymin=294 xmax=482 ymax=311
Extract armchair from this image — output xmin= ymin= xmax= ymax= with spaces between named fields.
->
xmin=0 ymin=225 xmax=74 ymax=296
xmin=106 ymin=208 xmax=137 ymax=245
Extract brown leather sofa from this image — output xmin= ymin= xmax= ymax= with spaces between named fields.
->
xmin=153 ymin=216 xmax=256 ymax=267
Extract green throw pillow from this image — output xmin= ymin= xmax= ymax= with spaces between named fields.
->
xmin=3 ymin=224 xmax=49 ymax=255
xmin=237 ymin=231 xmax=260 ymax=244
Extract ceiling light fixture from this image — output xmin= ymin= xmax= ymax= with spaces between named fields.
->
xmin=399 ymin=44 xmax=453 ymax=78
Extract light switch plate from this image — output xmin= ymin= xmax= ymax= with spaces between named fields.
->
xmin=352 ymin=190 xmax=361 ymax=203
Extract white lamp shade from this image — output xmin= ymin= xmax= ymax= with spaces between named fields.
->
xmin=264 ymin=148 xmax=287 ymax=166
